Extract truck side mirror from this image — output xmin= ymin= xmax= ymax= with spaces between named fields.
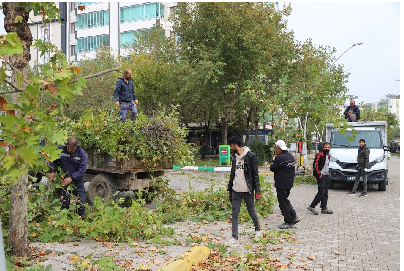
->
xmin=318 ymin=142 xmax=323 ymax=151
xmin=383 ymin=145 xmax=390 ymax=152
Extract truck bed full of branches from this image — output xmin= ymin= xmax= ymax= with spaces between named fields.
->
xmin=59 ymin=108 xmax=194 ymax=170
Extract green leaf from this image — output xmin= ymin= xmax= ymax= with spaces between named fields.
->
xmin=0 ymin=33 xmax=23 ymax=55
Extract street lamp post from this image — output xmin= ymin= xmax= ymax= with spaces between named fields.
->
xmin=326 ymin=42 xmax=363 ymax=72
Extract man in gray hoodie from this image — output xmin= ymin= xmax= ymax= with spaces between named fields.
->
xmin=227 ymin=135 xmax=261 ymax=246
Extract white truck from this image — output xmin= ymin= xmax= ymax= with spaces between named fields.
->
xmin=324 ymin=121 xmax=389 ymax=191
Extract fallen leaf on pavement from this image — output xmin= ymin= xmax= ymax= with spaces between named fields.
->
xmin=308 ymin=254 xmax=316 ymax=261
xmin=332 ymin=250 xmax=341 ymax=255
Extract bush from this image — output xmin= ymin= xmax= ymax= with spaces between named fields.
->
xmin=249 ymin=140 xmax=272 ymax=166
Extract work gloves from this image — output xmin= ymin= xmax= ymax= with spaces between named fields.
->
xmin=115 ymin=100 xmax=138 ymax=107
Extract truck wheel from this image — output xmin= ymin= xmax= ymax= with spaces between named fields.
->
xmin=329 ymin=180 xmax=335 ymax=189
xmin=378 ymin=180 xmax=387 ymax=191
xmin=87 ymin=174 xmax=117 ymax=203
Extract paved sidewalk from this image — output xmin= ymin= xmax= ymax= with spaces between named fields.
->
xmin=31 ymin=156 xmax=399 ymax=270
xmin=265 ymin=155 xmax=400 ymax=270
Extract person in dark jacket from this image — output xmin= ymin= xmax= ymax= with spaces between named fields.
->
xmin=49 ymin=137 xmax=88 ymax=217
xmin=270 ymin=140 xmax=299 ymax=229
xmin=114 ymin=69 xmax=138 ymax=122
xmin=307 ymin=142 xmax=333 ymax=215
xmin=227 ymin=135 xmax=261 ymax=245
xmin=349 ymin=139 xmax=370 ymax=197
xmin=344 ymin=100 xmax=360 ymax=121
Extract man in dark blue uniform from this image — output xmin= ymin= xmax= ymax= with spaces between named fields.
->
xmin=50 ymin=137 xmax=87 ymax=217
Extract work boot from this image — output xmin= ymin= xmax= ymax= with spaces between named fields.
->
xmin=307 ymin=206 xmax=319 ymax=215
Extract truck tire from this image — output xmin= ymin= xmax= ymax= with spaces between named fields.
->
xmin=328 ymin=180 xmax=335 ymax=189
xmin=378 ymin=180 xmax=387 ymax=191
xmin=87 ymin=174 xmax=117 ymax=203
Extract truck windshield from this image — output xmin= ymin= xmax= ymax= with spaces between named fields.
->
xmin=331 ymin=130 xmax=382 ymax=149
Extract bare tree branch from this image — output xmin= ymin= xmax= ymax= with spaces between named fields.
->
xmin=1 ymin=67 xmax=119 ymax=94
xmin=70 ymin=67 xmax=119 ymax=84
xmin=2 ymin=78 xmax=25 ymax=94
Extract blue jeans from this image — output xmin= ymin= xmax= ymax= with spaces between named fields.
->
xmin=231 ymin=191 xmax=260 ymax=239
xmin=310 ymin=175 xmax=329 ymax=210
xmin=119 ymin=101 xmax=137 ymax=122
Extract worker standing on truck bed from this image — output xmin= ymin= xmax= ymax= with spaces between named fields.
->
xmin=114 ymin=69 xmax=138 ymax=122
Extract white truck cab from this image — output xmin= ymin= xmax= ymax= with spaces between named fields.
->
xmin=324 ymin=121 xmax=389 ymax=191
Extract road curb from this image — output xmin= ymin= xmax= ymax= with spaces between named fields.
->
xmin=158 ymin=245 xmax=210 ymax=271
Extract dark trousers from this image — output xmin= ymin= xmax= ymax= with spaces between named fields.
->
xmin=231 ymin=191 xmax=260 ymax=239
xmin=310 ymin=175 xmax=329 ymax=210
xmin=276 ymin=188 xmax=296 ymax=224
xmin=59 ymin=181 xmax=86 ymax=217
xmin=352 ymin=166 xmax=368 ymax=193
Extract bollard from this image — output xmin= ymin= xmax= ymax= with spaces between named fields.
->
xmin=0 ymin=216 xmax=7 ymax=270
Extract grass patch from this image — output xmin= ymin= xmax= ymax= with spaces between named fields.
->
xmin=294 ymin=175 xmax=317 ymax=185
xmin=193 ymin=157 xmax=221 ymax=167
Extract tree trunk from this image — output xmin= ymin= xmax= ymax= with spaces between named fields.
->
xmin=3 ymin=3 xmax=32 ymax=78
xmin=8 ymin=173 xmax=30 ymax=257
xmin=253 ymin=107 xmax=259 ymax=140
xmin=245 ymin=108 xmax=252 ymax=146
xmin=221 ymin=116 xmax=228 ymax=145
xmin=3 ymin=2 xmax=32 ymax=257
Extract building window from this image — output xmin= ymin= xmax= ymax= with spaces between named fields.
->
xmin=41 ymin=24 xmax=50 ymax=41
xmin=120 ymin=3 xmax=164 ymax=23
xmin=120 ymin=31 xmax=137 ymax=48
xmin=71 ymin=23 xmax=76 ymax=34
xmin=70 ymin=2 xmax=76 ymax=11
xmin=71 ymin=45 xmax=76 ymax=56
xmin=76 ymin=10 xmax=109 ymax=30
xmin=77 ymin=34 xmax=109 ymax=53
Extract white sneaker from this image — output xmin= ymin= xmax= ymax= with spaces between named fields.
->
xmin=226 ymin=237 xmax=239 ymax=246
xmin=254 ymin=230 xmax=262 ymax=242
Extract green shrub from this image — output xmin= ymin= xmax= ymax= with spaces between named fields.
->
xmin=249 ymin=140 xmax=272 ymax=166
xmin=294 ymin=175 xmax=317 ymax=185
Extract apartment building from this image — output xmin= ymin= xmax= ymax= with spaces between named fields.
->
xmin=28 ymin=2 xmax=176 ymax=66
xmin=362 ymin=98 xmax=399 ymax=117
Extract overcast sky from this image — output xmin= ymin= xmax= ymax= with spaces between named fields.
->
xmin=0 ymin=2 xmax=401 ymax=105
xmin=285 ymin=2 xmax=400 ymax=105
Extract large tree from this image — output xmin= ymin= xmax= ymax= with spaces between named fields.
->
xmin=266 ymin=39 xmax=350 ymax=165
xmin=172 ymin=2 xmax=292 ymax=144
xmin=0 ymin=3 xmax=86 ymax=257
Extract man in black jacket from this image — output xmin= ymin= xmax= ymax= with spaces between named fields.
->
xmin=307 ymin=142 xmax=333 ymax=215
xmin=349 ymin=139 xmax=370 ymax=196
xmin=114 ymin=69 xmax=138 ymax=122
xmin=270 ymin=140 xmax=299 ymax=229
xmin=227 ymin=135 xmax=261 ymax=246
